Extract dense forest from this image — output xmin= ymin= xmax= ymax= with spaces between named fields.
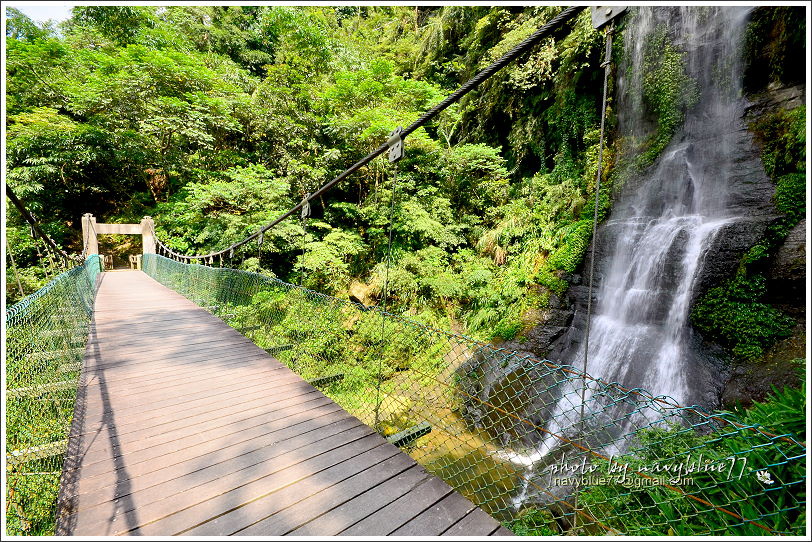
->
xmin=5 ymin=5 xmax=614 ymax=340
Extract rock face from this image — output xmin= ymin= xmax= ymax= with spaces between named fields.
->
xmin=769 ymin=219 xmax=806 ymax=304
xmin=722 ymin=323 xmax=805 ymax=408
xmin=743 ymin=84 xmax=805 ymax=122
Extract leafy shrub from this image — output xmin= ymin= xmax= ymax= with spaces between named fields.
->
xmin=750 ymin=106 xmax=806 ymax=179
xmin=507 ymin=507 xmax=559 ymax=535
xmin=546 ymin=219 xmax=593 ymax=273
xmin=691 ymin=274 xmax=794 ymax=360
xmin=492 ymin=319 xmax=523 ymax=341
xmin=773 ymin=172 xmax=806 ymax=232
xmin=577 ymin=383 xmax=806 ymax=535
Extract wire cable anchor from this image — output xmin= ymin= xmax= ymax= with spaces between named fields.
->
xmin=301 ymin=193 xmax=312 ymax=219
xmin=591 ymin=6 xmax=626 ymax=29
xmin=387 ymin=126 xmax=404 ymax=163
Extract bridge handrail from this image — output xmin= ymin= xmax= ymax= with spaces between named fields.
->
xmin=140 ymin=254 xmax=807 ymax=536
xmin=5 ymin=254 xmax=102 ymax=535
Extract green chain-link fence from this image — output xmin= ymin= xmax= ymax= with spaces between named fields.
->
xmin=142 ymin=254 xmax=806 ymax=536
xmin=5 ymin=255 xmax=101 ymax=535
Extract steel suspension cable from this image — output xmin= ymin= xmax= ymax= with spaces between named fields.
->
xmin=151 ymin=6 xmax=585 ymax=259
xmin=373 ymin=164 xmax=400 ymax=429
xmin=579 ymin=22 xmax=614 ymax=431
xmin=575 ymin=21 xmax=614 ymax=529
xmin=5 ymin=186 xmax=75 ymax=265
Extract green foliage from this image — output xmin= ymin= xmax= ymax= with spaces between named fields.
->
xmin=155 ymin=164 xmax=296 ymax=256
xmin=578 ymin=383 xmax=806 ymax=535
xmin=72 ymin=6 xmax=158 ymax=45
xmin=638 ymin=24 xmax=699 ymax=167
xmin=750 ymin=106 xmax=806 ymax=179
xmin=299 ymin=229 xmax=367 ymax=295
xmin=691 ymin=272 xmax=794 ymax=361
xmin=5 ymin=7 xmax=56 ymax=41
xmin=507 ymin=507 xmax=560 ymax=535
xmin=6 ymin=472 xmax=61 ymax=535
xmin=491 ymin=319 xmax=524 ymax=341
xmin=739 ymin=382 xmax=806 ymax=440
xmin=773 ymin=172 xmax=806 ymax=231
xmin=750 ymin=105 xmax=805 ymax=239
xmin=440 ymin=144 xmax=510 ymax=215
xmin=5 ymin=221 xmax=71 ymax=304
xmin=6 ymin=258 xmax=100 ymax=536
xmin=546 ymin=219 xmax=593 ymax=273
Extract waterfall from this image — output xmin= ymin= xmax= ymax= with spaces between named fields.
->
xmin=530 ymin=6 xmax=755 ymax=465
xmin=581 ymin=4 xmax=751 ymax=404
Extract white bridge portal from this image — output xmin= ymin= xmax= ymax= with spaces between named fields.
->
xmin=80 ymin=213 xmax=156 ymax=256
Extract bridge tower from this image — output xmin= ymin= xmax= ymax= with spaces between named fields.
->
xmin=81 ymin=213 xmax=156 ymax=256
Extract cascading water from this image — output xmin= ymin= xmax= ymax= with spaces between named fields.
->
xmin=501 ymin=6 xmax=761 ymax=502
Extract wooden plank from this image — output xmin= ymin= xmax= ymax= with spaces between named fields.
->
xmin=69 ymin=393 xmax=334 ymax=468
xmin=72 ymin=380 xmax=318 ymax=439
xmin=339 ymin=475 xmax=455 ymax=535
xmin=69 ymin=410 xmax=362 ymax=513
xmin=67 ymin=388 xmax=326 ymax=452
xmin=74 ymin=426 xmax=379 ymax=535
xmin=78 ymin=358 xmax=287 ymax=397
xmin=72 ymin=401 xmax=346 ymax=483
xmin=288 ymin=465 xmax=432 ymax=536
xmin=77 ymin=368 xmax=303 ymax=415
xmin=81 ymin=341 xmax=273 ymax=371
xmin=74 ymin=378 xmax=315 ymax=433
xmin=80 ymin=347 xmax=278 ymax=383
xmin=84 ymin=322 xmax=257 ymax=346
xmin=93 ymin=223 xmax=141 ymax=234
xmin=443 ymin=506 xmax=507 ymax=536
xmin=65 ymin=421 xmax=366 ymax=534
xmin=390 ymin=491 xmax=477 ymax=536
xmin=77 ymin=365 xmax=292 ymax=410
xmin=57 ymin=271 xmax=504 ymax=537
xmin=176 ymin=434 xmax=391 ymax=535
xmin=83 ymin=332 xmax=257 ymax=358
xmin=235 ymin=448 xmax=416 ymax=535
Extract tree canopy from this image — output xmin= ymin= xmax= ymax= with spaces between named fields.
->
xmin=6 ymin=5 xmax=610 ymax=337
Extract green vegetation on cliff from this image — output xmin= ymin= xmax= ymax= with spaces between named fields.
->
xmin=692 ymin=102 xmax=805 ymax=362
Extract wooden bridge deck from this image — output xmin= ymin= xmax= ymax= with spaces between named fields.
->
xmin=55 ymin=271 xmax=510 ymax=536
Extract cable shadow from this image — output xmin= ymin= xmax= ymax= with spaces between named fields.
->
xmin=55 ymin=273 xmax=142 ymax=534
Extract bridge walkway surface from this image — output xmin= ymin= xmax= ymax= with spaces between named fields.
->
xmin=55 ymin=270 xmax=511 ymax=536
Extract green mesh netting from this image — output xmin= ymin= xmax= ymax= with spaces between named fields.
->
xmin=5 ymin=255 xmax=101 ymax=535
xmin=142 ymin=254 xmax=806 ymax=536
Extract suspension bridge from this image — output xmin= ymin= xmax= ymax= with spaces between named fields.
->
xmin=50 ymin=269 xmax=510 ymax=536
xmin=5 ymin=6 xmax=806 ymax=537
